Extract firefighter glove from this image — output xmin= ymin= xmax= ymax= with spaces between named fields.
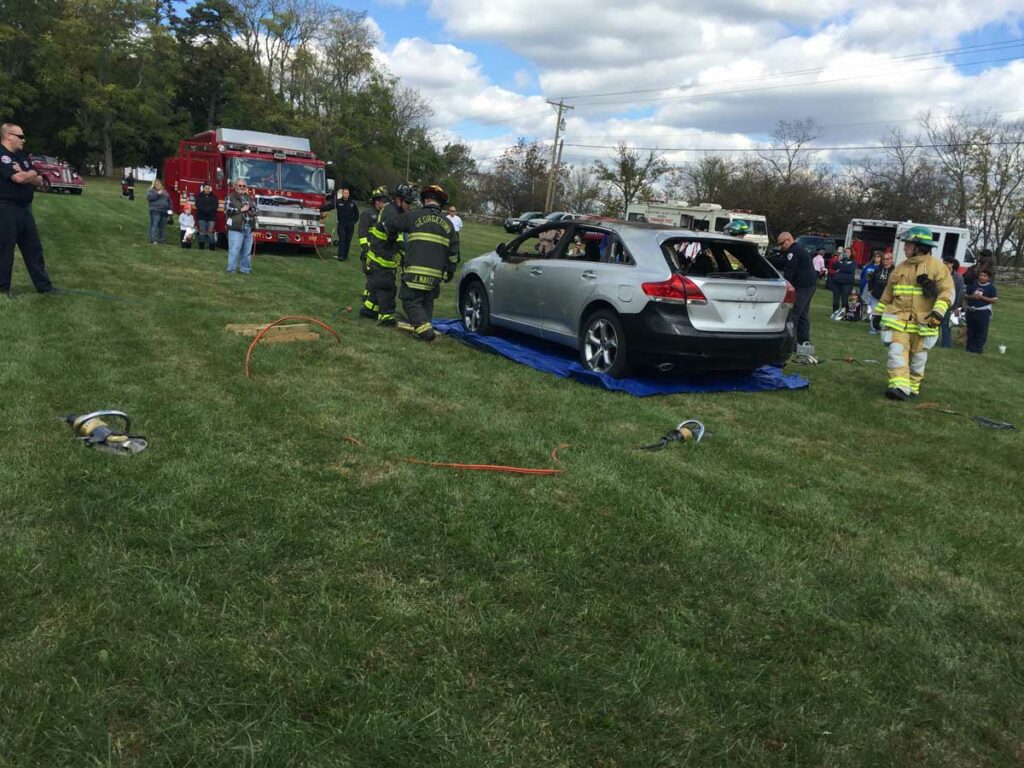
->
xmin=444 ymin=268 xmax=454 ymax=283
xmin=926 ymin=310 xmax=944 ymax=327
xmin=916 ymin=273 xmax=939 ymax=299
xmin=871 ymin=314 xmax=882 ymax=331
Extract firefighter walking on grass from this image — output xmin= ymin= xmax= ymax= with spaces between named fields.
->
xmin=871 ymin=225 xmax=954 ymax=400
xmin=383 ymin=184 xmax=459 ymax=342
xmin=356 ymin=186 xmax=398 ymax=322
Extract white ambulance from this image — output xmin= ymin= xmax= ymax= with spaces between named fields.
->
xmin=845 ymin=218 xmax=976 ymax=266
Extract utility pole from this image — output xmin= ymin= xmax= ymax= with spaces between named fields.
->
xmin=544 ymin=99 xmax=573 ymax=212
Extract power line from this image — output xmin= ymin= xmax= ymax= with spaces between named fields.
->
xmin=558 ymin=38 xmax=1024 ymax=102
xmin=562 ymin=139 xmax=1024 ymax=153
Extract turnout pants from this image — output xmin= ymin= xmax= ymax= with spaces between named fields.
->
xmin=884 ymin=329 xmax=936 ymax=395
xmin=365 ymin=265 xmax=397 ymax=321
xmin=0 ymin=204 xmax=53 ymax=293
xmin=399 ymin=278 xmax=439 ymax=338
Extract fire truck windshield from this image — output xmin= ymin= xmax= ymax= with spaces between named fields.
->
xmin=228 ymin=157 xmax=324 ymax=194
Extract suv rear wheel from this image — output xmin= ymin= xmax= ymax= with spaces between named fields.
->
xmin=580 ymin=309 xmax=630 ymax=378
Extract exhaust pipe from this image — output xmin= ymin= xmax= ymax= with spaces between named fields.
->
xmin=656 ymin=362 xmax=675 ymax=372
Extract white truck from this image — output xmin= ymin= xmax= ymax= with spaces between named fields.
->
xmin=845 ymin=218 xmax=975 ymax=267
xmin=625 ymin=201 xmax=770 ymax=254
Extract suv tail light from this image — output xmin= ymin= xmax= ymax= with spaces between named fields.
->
xmin=641 ymin=274 xmax=707 ymax=305
xmin=782 ymin=281 xmax=795 ymax=308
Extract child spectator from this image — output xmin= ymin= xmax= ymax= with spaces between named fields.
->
xmin=964 ymin=268 xmax=998 ymax=353
xmin=178 ymin=203 xmax=196 ymax=249
xmin=842 ymin=289 xmax=863 ymax=321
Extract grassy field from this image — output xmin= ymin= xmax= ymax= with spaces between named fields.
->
xmin=2 ymin=179 xmax=1023 ymax=767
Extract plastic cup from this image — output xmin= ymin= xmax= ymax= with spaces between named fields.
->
xmin=998 ymin=344 xmax=1006 ymax=354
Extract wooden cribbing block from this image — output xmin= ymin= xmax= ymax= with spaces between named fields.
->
xmin=225 ymin=323 xmax=321 ymax=344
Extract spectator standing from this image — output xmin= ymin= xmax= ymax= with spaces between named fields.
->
xmin=812 ymin=248 xmax=826 ymax=280
xmin=860 ymin=251 xmax=883 ymax=318
xmin=319 ymin=186 xmax=359 ymax=261
xmin=195 ymin=182 xmax=219 ymax=251
xmin=124 ymin=169 xmax=135 ymax=201
xmin=867 ymin=252 xmax=894 ymax=335
xmin=939 ymin=257 xmax=965 ymax=348
xmin=146 ymin=179 xmax=173 ymax=245
xmin=0 ymin=122 xmax=55 ymax=297
xmin=964 ymin=268 xmax=998 ymax=353
xmin=178 ymin=203 xmax=196 ymax=249
xmin=777 ymin=231 xmax=817 ymax=348
xmin=224 ymin=179 xmax=257 ymax=274
xmin=830 ymin=249 xmax=856 ymax=313
xmin=446 ymin=205 xmax=463 ymax=233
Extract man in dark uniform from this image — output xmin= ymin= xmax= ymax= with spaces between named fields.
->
xmin=319 ymin=184 xmax=359 ymax=261
xmin=356 ymin=186 xmax=400 ymax=322
xmin=0 ymin=123 xmax=54 ymax=297
xmin=383 ymin=184 xmax=460 ymax=342
xmin=777 ymin=230 xmax=816 ymax=348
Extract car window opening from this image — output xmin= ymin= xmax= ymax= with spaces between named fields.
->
xmin=563 ymin=229 xmax=635 ymax=265
xmin=663 ymin=237 xmax=776 ymax=279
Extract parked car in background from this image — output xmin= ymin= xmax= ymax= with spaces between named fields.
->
xmin=794 ymin=233 xmax=841 ymax=257
xmin=29 ymin=155 xmax=85 ymax=194
xmin=504 ymin=211 xmax=544 ymax=233
xmin=458 ymin=220 xmax=795 ymax=378
xmin=518 ymin=211 xmax=581 ymax=233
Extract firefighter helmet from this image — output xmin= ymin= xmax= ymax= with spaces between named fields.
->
xmin=723 ymin=220 xmax=750 ymax=236
xmin=370 ymin=186 xmax=388 ymax=201
xmin=393 ymin=184 xmax=418 ymax=204
xmin=420 ymin=184 xmax=449 ymax=206
xmin=898 ymin=225 xmax=936 ymax=249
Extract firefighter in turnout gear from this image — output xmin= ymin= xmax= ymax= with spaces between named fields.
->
xmin=383 ymin=184 xmax=460 ymax=341
xmin=871 ymin=225 xmax=954 ymax=400
xmin=356 ymin=186 xmax=394 ymax=320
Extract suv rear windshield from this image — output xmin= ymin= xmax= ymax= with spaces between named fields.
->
xmin=661 ymin=237 xmax=777 ymax=279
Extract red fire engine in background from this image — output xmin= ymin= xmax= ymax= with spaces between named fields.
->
xmin=163 ymin=128 xmax=334 ymax=248
xmin=29 ymin=155 xmax=86 ymax=195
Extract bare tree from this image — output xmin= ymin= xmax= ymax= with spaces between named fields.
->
xmin=592 ymin=143 xmax=669 ymax=216
xmin=667 ymin=155 xmax=737 ymax=204
xmin=559 ymin=165 xmax=601 ymax=213
xmin=758 ymin=118 xmax=821 ymax=185
xmin=920 ymin=110 xmax=986 ymax=229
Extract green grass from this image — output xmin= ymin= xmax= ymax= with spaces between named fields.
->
xmin=2 ymin=179 xmax=1023 ymax=767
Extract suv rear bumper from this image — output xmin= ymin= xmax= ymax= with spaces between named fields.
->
xmin=619 ymin=303 xmax=795 ymax=371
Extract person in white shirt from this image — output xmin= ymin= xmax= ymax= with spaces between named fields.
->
xmin=446 ymin=206 xmax=463 ymax=233
xmin=178 ymin=203 xmax=196 ymax=249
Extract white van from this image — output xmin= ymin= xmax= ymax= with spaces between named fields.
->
xmin=845 ymin=218 xmax=975 ymax=266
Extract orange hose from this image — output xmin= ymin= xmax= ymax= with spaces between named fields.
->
xmin=245 ymin=315 xmax=342 ymax=378
xmin=402 ymin=458 xmax=563 ymax=475
xmin=550 ymin=443 xmax=570 ymax=464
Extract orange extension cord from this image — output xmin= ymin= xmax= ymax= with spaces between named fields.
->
xmin=244 ymin=315 xmax=342 ymax=378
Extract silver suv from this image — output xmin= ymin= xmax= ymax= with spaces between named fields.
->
xmin=458 ymin=220 xmax=795 ymax=377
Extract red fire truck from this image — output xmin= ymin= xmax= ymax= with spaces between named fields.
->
xmin=163 ymin=128 xmax=334 ymax=248
xmin=29 ymin=155 xmax=85 ymax=194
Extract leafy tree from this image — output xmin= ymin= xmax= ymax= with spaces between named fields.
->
xmin=592 ymin=142 xmax=669 ymax=216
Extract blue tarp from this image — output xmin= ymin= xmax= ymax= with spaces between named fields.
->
xmin=434 ymin=319 xmax=809 ymax=397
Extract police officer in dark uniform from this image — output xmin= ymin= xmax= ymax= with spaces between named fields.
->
xmin=383 ymin=184 xmax=459 ymax=342
xmin=0 ymin=123 xmax=54 ymax=297
xmin=319 ymin=184 xmax=359 ymax=261
xmin=356 ymin=186 xmax=400 ymax=322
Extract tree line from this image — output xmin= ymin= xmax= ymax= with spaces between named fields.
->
xmin=474 ymin=114 xmax=1024 ymax=265
xmin=0 ymin=0 xmax=477 ymax=200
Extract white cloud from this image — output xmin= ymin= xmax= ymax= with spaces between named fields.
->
xmin=370 ymin=1 xmax=1024 ymax=167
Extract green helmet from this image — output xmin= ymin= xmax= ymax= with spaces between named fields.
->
xmin=899 ymin=225 xmax=936 ymax=249
xmin=724 ymin=220 xmax=750 ymax=236
xmin=370 ymin=186 xmax=388 ymax=201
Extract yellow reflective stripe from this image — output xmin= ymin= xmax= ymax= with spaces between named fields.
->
xmin=405 ymin=282 xmax=434 ymax=291
xmin=889 ymin=377 xmax=911 ymax=387
xmin=875 ymin=302 xmax=886 ymax=312
xmin=408 ymin=232 xmax=450 ymax=247
xmin=933 ymin=300 xmax=949 ymax=314
xmin=917 ymin=327 xmax=939 ymax=337
xmin=892 ymin=285 xmax=923 ymax=295
xmin=367 ymin=252 xmax=399 ymax=268
xmin=909 ymin=382 xmax=921 ymax=392
xmin=415 ymin=322 xmax=433 ymax=334
xmin=404 ymin=265 xmax=444 ymax=278
xmin=358 ymin=237 xmax=369 ymax=245
xmin=369 ymin=226 xmax=388 ymax=239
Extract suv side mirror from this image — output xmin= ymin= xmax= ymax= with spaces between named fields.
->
xmin=496 ymin=242 xmax=509 ymax=259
